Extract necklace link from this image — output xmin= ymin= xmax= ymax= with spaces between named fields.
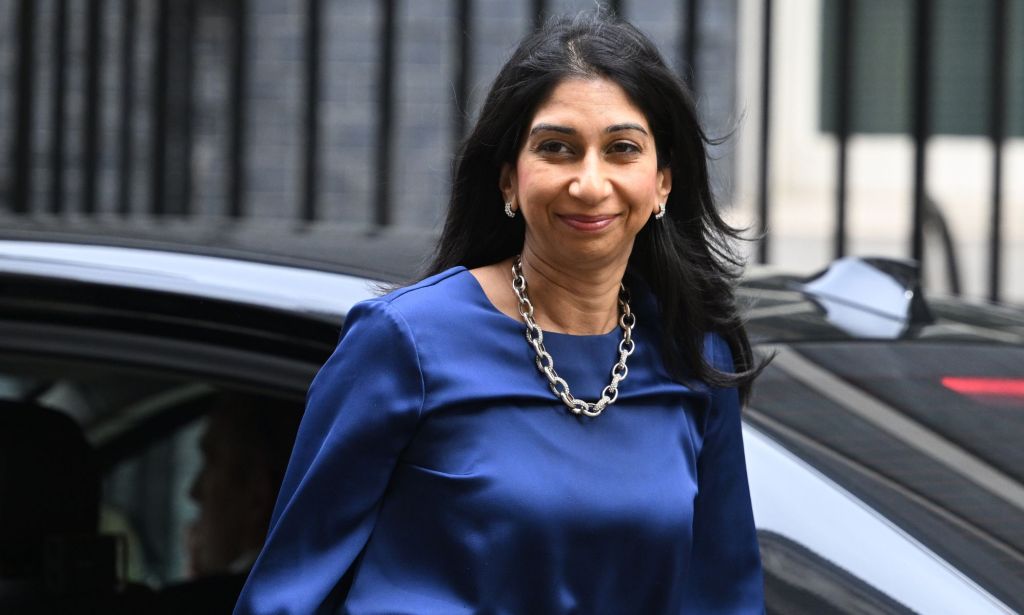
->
xmin=511 ymin=255 xmax=635 ymax=417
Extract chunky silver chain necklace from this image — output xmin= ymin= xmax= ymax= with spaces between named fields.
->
xmin=511 ymin=255 xmax=635 ymax=417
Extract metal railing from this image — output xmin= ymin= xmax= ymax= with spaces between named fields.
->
xmin=2 ymin=0 xmax=1017 ymax=300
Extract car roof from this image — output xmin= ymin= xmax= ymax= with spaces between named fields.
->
xmin=0 ymin=219 xmax=439 ymax=320
xmin=2 ymin=218 xmax=1023 ymax=344
xmin=0 ymin=239 xmax=381 ymax=319
xmin=0 ymin=217 xmax=436 ymax=282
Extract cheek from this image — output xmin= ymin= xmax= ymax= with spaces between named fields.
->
xmin=623 ymin=168 xmax=660 ymax=203
xmin=515 ymin=161 xmax=534 ymax=196
xmin=516 ymin=164 xmax=565 ymax=207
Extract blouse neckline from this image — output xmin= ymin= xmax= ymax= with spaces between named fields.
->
xmin=453 ymin=266 xmax=622 ymax=341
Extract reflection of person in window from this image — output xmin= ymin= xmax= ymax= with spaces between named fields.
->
xmin=187 ymin=394 xmax=302 ymax=577
xmin=156 ymin=394 xmax=302 ymax=615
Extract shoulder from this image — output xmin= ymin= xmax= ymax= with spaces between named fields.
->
xmin=378 ymin=266 xmax=469 ymax=308
xmin=344 ymin=266 xmax=472 ymax=337
xmin=376 ymin=266 xmax=472 ymax=319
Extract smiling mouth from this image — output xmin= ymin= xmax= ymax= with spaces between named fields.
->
xmin=558 ymin=214 xmax=619 ymax=232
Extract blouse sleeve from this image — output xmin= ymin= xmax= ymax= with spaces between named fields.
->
xmin=681 ymin=334 xmax=765 ymax=613
xmin=234 ymin=299 xmax=424 ymax=615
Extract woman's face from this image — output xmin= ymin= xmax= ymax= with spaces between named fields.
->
xmin=501 ymin=77 xmax=671 ymax=272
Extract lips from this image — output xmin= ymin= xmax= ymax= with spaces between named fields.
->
xmin=558 ymin=214 xmax=619 ymax=232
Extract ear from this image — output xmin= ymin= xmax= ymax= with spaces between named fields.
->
xmin=656 ymin=166 xmax=672 ymax=205
xmin=499 ymin=163 xmax=518 ymax=206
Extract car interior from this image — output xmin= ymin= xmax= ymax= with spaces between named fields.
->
xmin=0 ymin=354 xmax=305 ymax=613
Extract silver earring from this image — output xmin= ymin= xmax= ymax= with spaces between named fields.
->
xmin=504 ymin=201 xmax=516 ymax=218
xmin=655 ymin=202 xmax=667 ymax=220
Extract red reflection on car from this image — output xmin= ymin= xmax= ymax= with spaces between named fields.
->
xmin=941 ymin=377 xmax=1024 ymax=398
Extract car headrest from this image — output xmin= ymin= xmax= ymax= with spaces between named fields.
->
xmin=0 ymin=399 xmax=100 ymax=577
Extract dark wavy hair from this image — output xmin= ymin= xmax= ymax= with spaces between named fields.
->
xmin=426 ymin=11 xmax=763 ymax=401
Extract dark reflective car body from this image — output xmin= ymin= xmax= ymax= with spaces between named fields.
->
xmin=739 ymin=265 xmax=1023 ymax=613
xmin=0 ymin=223 xmax=1019 ymax=613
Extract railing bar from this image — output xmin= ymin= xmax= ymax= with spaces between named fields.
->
xmin=117 ymin=0 xmax=136 ymax=216
xmin=301 ymin=0 xmax=322 ymax=222
xmin=50 ymin=0 xmax=68 ymax=215
xmin=926 ymin=197 xmax=961 ymax=294
xmin=179 ymin=0 xmax=196 ymax=216
xmin=910 ymin=0 xmax=932 ymax=268
xmin=682 ymin=0 xmax=700 ymax=91
xmin=988 ymin=0 xmax=1008 ymax=303
xmin=151 ymin=0 xmax=170 ymax=216
xmin=374 ymin=0 xmax=397 ymax=227
xmin=834 ymin=0 xmax=853 ymax=259
xmin=756 ymin=0 xmax=773 ymax=264
xmin=11 ymin=0 xmax=36 ymax=215
xmin=83 ymin=0 xmax=104 ymax=216
xmin=452 ymin=0 xmax=472 ymax=150
xmin=229 ymin=0 xmax=248 ymax=219
xmin=532 ymin=0 xmax=547 ymax=30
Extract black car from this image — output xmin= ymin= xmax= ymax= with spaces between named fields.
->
xmin=0 ymin=222 xmax=1019 ymax=613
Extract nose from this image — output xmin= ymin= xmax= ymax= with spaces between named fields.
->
xmin=568 ymin=151 xmax=610 ymax=204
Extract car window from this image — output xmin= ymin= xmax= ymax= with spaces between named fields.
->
xmin=748 ymin=342 xmax=1024 ymax=612
xmin=102 ymin=416 xmax=204 ymax=585
xmin=0 ymin=356 xmax=302 ymax=591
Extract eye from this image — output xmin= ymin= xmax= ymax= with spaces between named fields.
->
xmin=607 ymin=141 xmax=641 ymax=155
xmin=535 ymin=140 xmax=573 ymax=155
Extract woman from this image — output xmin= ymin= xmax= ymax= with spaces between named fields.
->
xmin=236 ymin=11 xmax=764 ymax=615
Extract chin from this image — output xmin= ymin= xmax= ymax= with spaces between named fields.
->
xmin=553 ymin=240 xmax=629 ymax=267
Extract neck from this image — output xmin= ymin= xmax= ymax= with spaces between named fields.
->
xmin=517 ymin=247 xmax=626 ymax=335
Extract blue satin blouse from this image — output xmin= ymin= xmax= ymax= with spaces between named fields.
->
xmin=234 ymin=267 xmax=764 ymax=614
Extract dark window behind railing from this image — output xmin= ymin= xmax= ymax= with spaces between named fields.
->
xmin=815 ymin=0 xmax=1019 ymax=301
xmin=1 ymin=0 xmax=1020 ymax=301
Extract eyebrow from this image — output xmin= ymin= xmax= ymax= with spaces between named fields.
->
xmin=605 ymin=123 xmax=649 ymax=135
xmin=528 ymin=122 xmax=649 ymax=136
xmin=529 ymin=123 xmax=575 ymax=136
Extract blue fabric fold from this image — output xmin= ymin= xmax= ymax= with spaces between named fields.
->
xmin=234 ymin=267 xmax=763 ymax=614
